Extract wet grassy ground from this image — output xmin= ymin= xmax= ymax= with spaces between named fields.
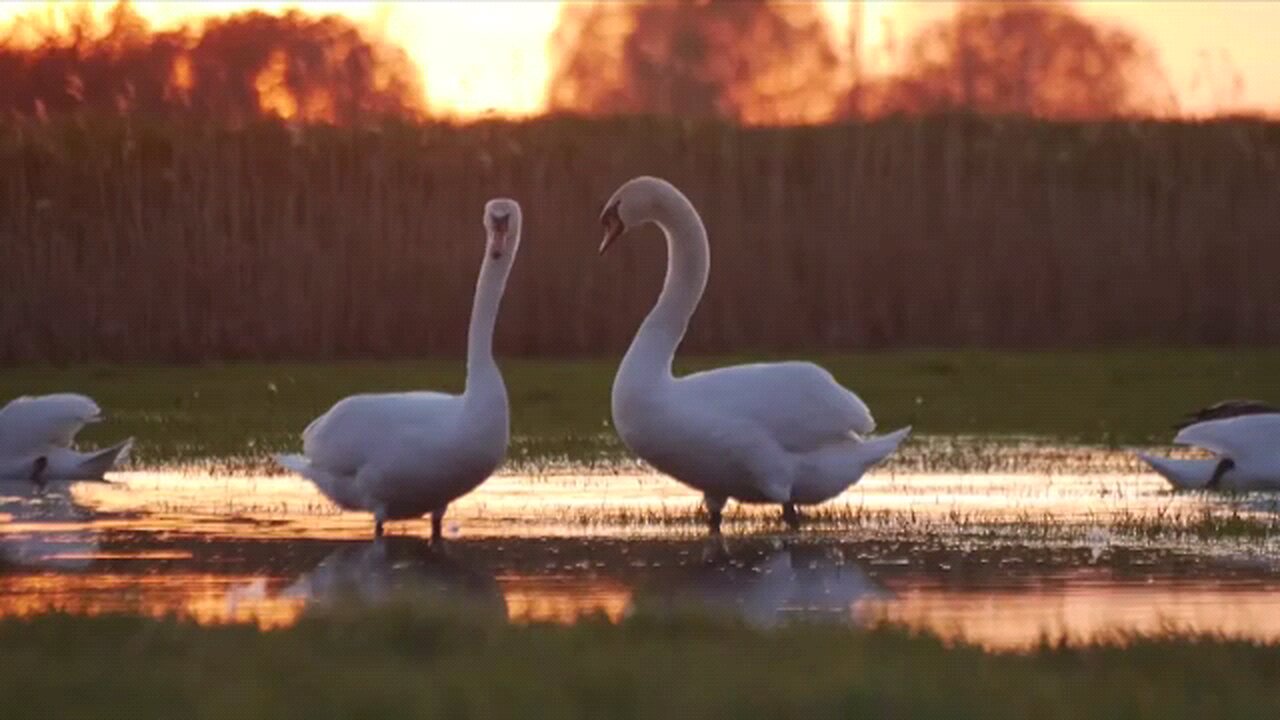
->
xmin=3 ymin=607 xmax=1279 ymax=720
xmin=4 ymin=351 xmax=1280 ymax=716
xmin=4 ymin=349 xmax=1279 ymax=465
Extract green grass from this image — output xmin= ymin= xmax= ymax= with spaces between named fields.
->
xmin=3 ymin=349 xmax=1278 ymax=465
xmin=1 ymin=607 xmax=1277 ymax=719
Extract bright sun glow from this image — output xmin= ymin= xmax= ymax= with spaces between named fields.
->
xmin=0 ymin=0 xmax=1276 ymax=118
xmin=0 ymin=0 xmax=563 ymax=118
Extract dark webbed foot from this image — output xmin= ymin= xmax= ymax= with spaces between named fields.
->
xmin=781 ymin=503 xmax=801 ymax=531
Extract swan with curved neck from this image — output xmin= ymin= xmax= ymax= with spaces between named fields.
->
xmin=599 ymin=176 xmax=910 ymax=533
xmin=277 ymin=199 xmax=521 ymax=539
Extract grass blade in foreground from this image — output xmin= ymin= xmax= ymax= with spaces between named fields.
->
xmin=1 ymin=608 xmax=1277 ymax=719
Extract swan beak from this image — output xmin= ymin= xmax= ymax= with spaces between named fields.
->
xmin=488 ymin=213 xmax=510 ymax=259
xmin=599 ymin=202 xmax=624 ymax=255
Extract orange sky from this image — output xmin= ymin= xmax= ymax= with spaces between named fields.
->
xmin=1 ymin=1 xmax=1277 ymax=118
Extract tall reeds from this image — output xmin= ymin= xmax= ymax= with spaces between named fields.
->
xmin=1 ymin=114 xmax=1277 ymax=362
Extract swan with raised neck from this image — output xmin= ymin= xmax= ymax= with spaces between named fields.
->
xmin=277 ymin=199 xmax=521 ymax=540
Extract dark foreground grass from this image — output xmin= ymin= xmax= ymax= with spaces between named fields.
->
xmin=1 ymin=607 xmax=1278 ymax=719
xmin=3 ymin=349 xmax=1278 ymax=465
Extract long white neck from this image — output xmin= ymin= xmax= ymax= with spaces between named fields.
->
xmin=617 ymin=192 xmax=709 ymax=390
xmin=464 ymin=250 xmax=513 ymax=403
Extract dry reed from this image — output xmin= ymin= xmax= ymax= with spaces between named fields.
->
xmin=1 ymin=114 xmax=1278 ymax=362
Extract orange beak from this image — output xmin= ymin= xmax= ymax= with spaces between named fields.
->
xmin=599 ymin=202 xmax=624 ymax=255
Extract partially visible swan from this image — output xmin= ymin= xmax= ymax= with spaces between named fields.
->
xmin=598 ymin=176 xmax=910 ymax=533
xmin=0 ymin=394 xmax=132 ymax=483
xmin=1139 ymin=400 xmax=1280 ymax=490
xmin=277 ymin=199 xmax=521 ymax=539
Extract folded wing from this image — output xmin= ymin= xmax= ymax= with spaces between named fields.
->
xmin=301 ymin=392 xmax=461 ymax=476
xmin=1174 ymin=413 xmax=1280 ymax=464
xmin=0 ymin=393 xmax=102 ymax=455
xmin=678 ymin=362 xmax=875 ymax=453
xmin=1174 ymin=399 xmax=1280 ymax=430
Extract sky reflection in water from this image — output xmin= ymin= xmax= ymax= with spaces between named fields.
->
xmin=2 ymin=456 xmax=1280 ymax=650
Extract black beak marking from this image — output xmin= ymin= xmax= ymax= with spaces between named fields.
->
xmin=489 ymin=212 xmax=510 ymax=259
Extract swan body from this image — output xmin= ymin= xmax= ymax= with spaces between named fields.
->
xmin=1140 ymin=405 xmax=1280 ymax=490
xmin=0 ymin=394 xmax=132 ymax=482
xmin=599 ymin=176 xmax=910 ymax=532
xmin=277 ymin=200 xmax=521 ymax=538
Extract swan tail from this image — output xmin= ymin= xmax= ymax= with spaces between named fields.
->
xmin=64 ymin=438 xmax=133 ymax=481
xmin=275 ymin=453 xmax=312 ymax=476
xmin=794 ymin=426 xmax=912 ymax=504
xmin=1137 ymin=453 xmax=1218 ymax=490
xmin=854 ymin=426 xmax=912 ymax=468
xmin=276 ymin=454 xmax=359 ymax=509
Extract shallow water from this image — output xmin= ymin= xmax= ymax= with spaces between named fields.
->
xmin=2 ymin=446 xmax=1280 ymax=650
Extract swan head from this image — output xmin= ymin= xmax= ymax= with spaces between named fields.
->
xmin=483 ymin=198 xmax=522 ymax=261
xmin=598 ymin=176 xmax=682 ymax=254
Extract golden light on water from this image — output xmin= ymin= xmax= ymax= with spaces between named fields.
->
xmin=2 ymin=453 xmax=1280 ymax=646
xmin=500 ymin=576 xmax=633 ymax=625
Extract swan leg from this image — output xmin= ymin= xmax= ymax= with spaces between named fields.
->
xmin=1207 ymin=457 xmax=1234 ymax=490
xmin=782 ymin=503 xmax=801 ymax=531
xmin=431 ymin=506 xmax=447 ymax=542
xmin=704 ymin=495 xmax=727 ymax=535
xmin=29 ymin=456 xmax=48 ymax=489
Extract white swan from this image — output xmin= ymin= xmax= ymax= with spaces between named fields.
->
xmin=598 ymin=176 xmax=910 ymax=532
xmin=277 ymin=199 xmax=521 ymax=539
xmin=0 ymin=394 xmax=132 ymax=483
xmin=1139 ymin=401 xmax=1280 ymax=490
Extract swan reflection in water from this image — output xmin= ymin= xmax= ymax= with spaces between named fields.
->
xmin=281 ymin=537 xmax=507 ymax=618
xmin=640 ymin=541 xmax=888 ymax=628
xmin=0 ymin=480 xmax=100 ymax=571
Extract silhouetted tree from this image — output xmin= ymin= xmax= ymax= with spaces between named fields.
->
xmin=854 ymin=1 xmax=1173 ymax=119
xmin=0 ymin=0 xmax=424 ymax=123
xmin=548 ymin=0 xmax=841 ymax=125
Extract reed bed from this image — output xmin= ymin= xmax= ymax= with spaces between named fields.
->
xmin=1 ymin=114 xmax=1278 ymax=362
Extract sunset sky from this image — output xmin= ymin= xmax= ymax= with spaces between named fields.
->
xmin=1 ymin=0 xmax=1277 ymax=118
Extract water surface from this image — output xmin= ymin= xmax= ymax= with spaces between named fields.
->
xmin=3 ymin=445 xmax=1279 ymax=650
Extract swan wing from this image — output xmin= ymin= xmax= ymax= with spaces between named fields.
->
xmin=678 ymin=362 xmax=875 ymax=452
xmin=1174 ymin=399 xmax=1280 ymax=430
xmin=1173 ymin=414 xmax=1280 ymax=463
xmin=301 ymin=392 xmax=462 ymax=476
xmin=0 ymin=393 xmax=102 ymax=454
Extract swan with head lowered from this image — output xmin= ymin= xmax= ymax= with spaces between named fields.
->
xmin=1139 ymin=400 xmax=1280 ymax=490
xmin=0 ymin=394 xmax=132 ymax=484
xmin=276 ymin=199 xmax=522 ymax=540
xmin=598 ymin=176 xmax=910 ymax=533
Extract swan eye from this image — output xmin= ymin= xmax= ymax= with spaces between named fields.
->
xmin=599 ymin=202 xmax=621 ymax=229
